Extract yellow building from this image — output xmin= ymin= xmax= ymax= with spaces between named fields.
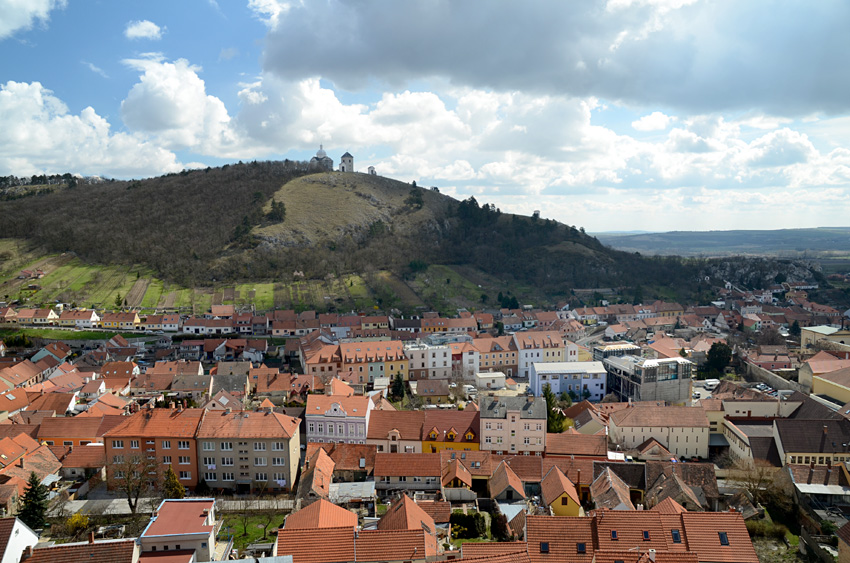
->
xmin=812 ymin=369 xmax=850 ymax=405
xmin=541 ymin=466 xmax=583 ymax=516
xmin=421 ymin=410 xmax=479 ymax=453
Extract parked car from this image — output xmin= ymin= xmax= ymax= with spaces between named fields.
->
xmin=692 ymin=391 xmax=701 ymax=399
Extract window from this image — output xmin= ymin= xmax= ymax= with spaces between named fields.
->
xmin=222 ymin=472 xmax=234 ymax=481
xmin=203 ymin=457 xmax=215 ymax=466
xmin=399 ymin=476 xmax=407 ymax=482
xmin=222 ymin=457 xmax=234 ymax=466
xmin=611 ymin=530 xmax=618 ymax=540
xmin=254 ymin=442 xmax=266 ymax=451
xmin=671 ymin=530 xmax=682 ymax=544
xmin=163 ymin=456 xmax=172 ymax=464
xmin=179 ymin=456 xmax=191 ymax=465
xmin=272 ymin=442 xmax=286 ymax=451
xmin=179 ymin=471 xmax=191 ymax=480
xmin=273 ymin=457 xmax=286 ymax=466
xmin=255 ymin=472 xmax=267 ymax=481
xmin=203 ymin=442 xmax=215 ymax=451
xmin=130 ymin=440 xmax=140 ymax=449
xmin=112 ymin=440 xmax=124 ymax=449
xmin=162 ymin=440 xmax=170 ymax=449
xmin=221 ymin=442 xmax=232 ymax=451
xmin=115 ymin=470 xmax=125 ymax=478
xmin=643 ymin=531 xmax=650 ymax=541
xmin=273 ymin=472 xmax=286 ymax=481
xmin=112 ymin=455 xmax=123 ymax=464
xmin=576 ymin=543 xmax=586 ymax=554
xmin=308 ymin=422 xmax=315 ymax=433
xmin=524 ymin=437 xmax=530 ymax=445
xmin=540 ymin=542 xmax=549 ymax=553
xmin=485 ymin=422 xmax=492 ymax=430
xmin=718 ymin=532 xmax=729 ymax=546
xmin=63 ymin=441 xmax=73 ymax=446
xmin=204 ymin=472 xmax=217 ymax=481
xmin=255 ymin=457 xmax=267 ymax=466
xmin=178 ymin=441 xmax=190 ymax=450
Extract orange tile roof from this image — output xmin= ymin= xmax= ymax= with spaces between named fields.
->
xmin=540 ymin=465 xmax=579 ymax=507
xmin=442 ymin=458 xmax=472 ymax=487
xmin=196 ymin=409 xmax=299 ymax=439
xmin=490 ymin=460 xmax=525 ymax=499
xmin=367 ymin=410 xmax=424 ymax=440
xmin=356 ymin=528 xmax=435 ymax=559
xmin=681 ymin=512 xmax=758 ymax=563
xmin=526 ymin=515 xmax=594 ymax=563
xmin=104 ymin=407 xmax=204 ymax=438
xmin=595 ymin=511 xmax=668 ymax=551
xmin=277 ymin=526 xmax=354 ymax=563
xmin=305 ymin=442 xmax=376 ymax=474
xmin=416 ymin=500 xmax=451 ymax=523
xmin=38 ymin=416 xmax=104 ymax=440
xmin=545 ymin=432 xmax=607 ymax=457
xmin=60 ymin=444 xmax=106 ymax=469
xmin=306 ymin=394 xmax=370 ymax=418
xmin=374 ymin=453 xmax=441 ymax=478
xmin=284 ymin=499 xmax=357 ymax=530
xmin=378 ymin=494 xmax=436 ymax=534
xmin=651 ymin=497 xmax=688 ymax=514
xmin=24 ymin=539 xmax=137 ymax=563
xmin=462 ymin=542 xmax=528 ymax=559
xmin=143 ymin=499 xmax=215 ymax=537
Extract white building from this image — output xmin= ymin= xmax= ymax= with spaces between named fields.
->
xmin=339 ymin=152 xmax=354 ymax=172
xmin=140 ymin=499 xmax=217 ymax=561
xmin=529 ymin=361 xmax=607 ymax=401
xmin=474 ymin=371 xmax=506 ymax=391
xmin=404 ymin=341 xmax=451 ymax=381
xmin=0 ymin=517 xmax=38 ymax=563
xmin=608 ymin=406 xmax=710 ymax=459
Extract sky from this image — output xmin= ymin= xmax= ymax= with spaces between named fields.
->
xmin=2 ymin=1 xmax=850 ymax=232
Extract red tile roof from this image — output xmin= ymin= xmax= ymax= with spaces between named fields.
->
xmin=681 ymin=512 xmax=757 ymax=563
xmin=367 ymin=410 xmax=424 ymax=440
xmin=416 ymin=500 xmax=451 ymax=523
xmin=526 ymin=515 xmax=594 ymax=563
xmin=545 ymin=432 xmax=607 ymax=457
xmin=143 ymin=499 xmax=215 ymax=537
xmin=540 ymin=465 xmax=579 ymax=507
xmin=284 ymin=498 xmax=357 ymax=530
xmin=24 ymin=539 xmax=137 ymax=563
xmin=490 ymin=460 xmax=525 ymax=499
xmin=277 ymin=527 xmax=354 ymax=563
xmin=356 ymin=528 xmax=435 ymax=559
xmin=378 ymin=494 xmax=436 ymax=535
xmin=104 ymin=407 xmax=204 ymax=438
xmin=374 ymin=453 xmax=441 ymax=478
xmin=196 ymin=409 xmax=299 ymax=439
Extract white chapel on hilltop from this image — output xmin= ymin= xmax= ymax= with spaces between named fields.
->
xmin=339 ymin=152 xmax=354 ymax=172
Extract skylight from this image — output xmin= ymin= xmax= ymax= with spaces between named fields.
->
xmin=576 ymin=543 xmax=586 ymax=553
xmin=540 ymin=542 xmax=549 ymax=553
xmin=671 ymin=529 xmax=681 ymax=543
xmin=718 ymin=532 xmax=729 ymax=546
xmin=611 ymin=530 xmax=618 ymax=540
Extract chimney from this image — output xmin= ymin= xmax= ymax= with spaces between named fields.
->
xmin=824 ymin=425 xmax=828 ymax=435
xmin=169 ymin=401 xmax=175 ymax=409
xmin=648 ymin=549 xmax=656 ymax=562
xmin=577 ymin=469 xmax=581 ymax=484
xmin=21 ymin=546 xmax=33 ymax=561
xmin=18 ymin=458 xmax=23 ymax=469
xmin=88 ymin=531 xmax=95 ymax=544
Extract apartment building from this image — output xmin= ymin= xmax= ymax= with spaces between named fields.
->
xmin=513 ymin=331 xmax=572 ymax=378
xmin=305 ymin=393 xmax=373 ymax=444
xmin=608 ymin=405 xmax=710 ymax=459
xmin=404 ymin=341 xmax=451 ymax=380
xmin=104 ymin=406 xmax=205 ymax=491
xmin=479 ymin=396 xmax=546 ymax=455
xmin=195 ymin=408 xmax=300 ymax=493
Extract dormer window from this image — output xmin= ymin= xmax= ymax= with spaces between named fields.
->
xmin=447 ymin=432 xmax=456 ymax=441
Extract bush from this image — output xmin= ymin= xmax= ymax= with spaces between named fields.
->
xmin=450 ymin=512 xmax=486 ymax=539
xmin=66 ymin=512 xmax=89 ymax=536
xmin=746 ymin=519 xmax=788 ymax=540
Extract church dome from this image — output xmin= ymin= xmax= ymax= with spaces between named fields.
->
xmin=316 ymin=145 xmax=327 ymax=158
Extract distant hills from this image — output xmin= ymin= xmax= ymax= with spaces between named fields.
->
xmin=596 ymin=228 xmax=850 ymax=258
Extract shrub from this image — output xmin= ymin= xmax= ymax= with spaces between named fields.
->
xmin=66 ymin=512 xmax=89 ymax=536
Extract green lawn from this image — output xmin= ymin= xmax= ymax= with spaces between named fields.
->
xmin=0 ymin=328 xmax=140 ymax=341
xmin=220 ymin=514 xmax=285 ymax=553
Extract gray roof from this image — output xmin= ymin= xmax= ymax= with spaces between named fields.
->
xmin=479 ymin=396 xmax=546 ymax=419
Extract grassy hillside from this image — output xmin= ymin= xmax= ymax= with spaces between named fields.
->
xmin=0 ymin=162 xmax=827 ymax=312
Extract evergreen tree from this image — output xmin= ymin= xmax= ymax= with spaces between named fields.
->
xmin=391 ymin=373 xmax=405 ymax=401
xmin=790 ymin=320 xmax=801 ymax=337
xmin=163 ymin=466 xmax=185 ymax=499
xmin=18 ymin=472 xmax=48 ymax=530
xmin=543 ymin=384 xmax=566 ymax=433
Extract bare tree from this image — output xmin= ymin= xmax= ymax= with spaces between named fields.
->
xmin=107 ymin=452 xmax=163 ymax=516
xmin=725 ymin=457 xmax=782 ymax=506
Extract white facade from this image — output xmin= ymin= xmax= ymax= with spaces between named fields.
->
xmin=0 ymin=518 xmax=38 ymax=563
xmin=339 ymin=152 xmax=354 ymax=172
xmin=530 ymin=361 xmax=607 ymax=400
xmin=475 ymin=372 xmax=506 ymax=390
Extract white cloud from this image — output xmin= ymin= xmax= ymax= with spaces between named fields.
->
xmin=0 ymin=0 xmax=64 ymax=40
xmin=82 ymin=61 xmax=108 ymax=78
xmin=121 ymin=56 xmax=237 ymax=154
xmin=124 ymin=20 xmax=163 ymax=40
xmin=0 ymin=81 xmax=181 ymax=177
xmin=632 ymin=111 xmax=673 ymax=131
xmin=248 ymin=0 xmax=294 ymax=29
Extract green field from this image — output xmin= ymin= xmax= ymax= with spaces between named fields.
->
xmin=0 ymin=328 xmax=145 ymax=341
xmin=0 ymin=238 xmax=528 ymax=315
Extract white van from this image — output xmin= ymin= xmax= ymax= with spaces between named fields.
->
xmin=703 ymin=379 xmax=720 ymax=391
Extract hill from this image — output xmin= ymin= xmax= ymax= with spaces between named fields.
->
xmin=0 ymin=162 xmax=827 ymax=312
